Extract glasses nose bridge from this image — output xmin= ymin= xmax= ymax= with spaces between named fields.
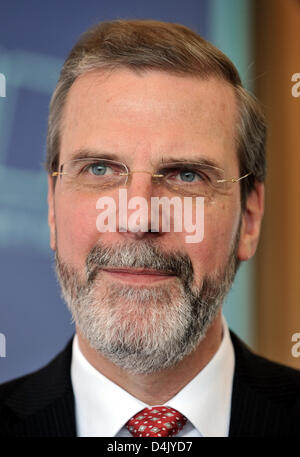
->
xmin=123 ymin=169 xmax=166 ymax=204
xmin=124 ymin=169 xmax=152 ymax=196
xmin=125 ymin=168 xmax=163 ymax=186
xmin=129 ymin=169 xmax=154 ymax=177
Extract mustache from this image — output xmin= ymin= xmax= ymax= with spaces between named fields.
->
xmin=86 ymin=241 xmax=194 ymax=285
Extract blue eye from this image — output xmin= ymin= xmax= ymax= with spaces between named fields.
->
xmin=179 ymin=170 xmax=198 ymax=182
xmin=177 ymin=168 xmax=205 ymax=183
xmin=161 ymin=165 xmax=206 ymax=185
xmin=90 ymin=164 xmax=106 ymax=175
xmin=88 ymin=163 xmax=113 ymax=176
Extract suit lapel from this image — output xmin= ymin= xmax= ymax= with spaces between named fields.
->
xmin=4 ymin=338 xmax=76 ymax=437
xmin=229 ymin=331 xmax=295 ymax=437
xmin=4 ymin=331 xmax=298 ymax=436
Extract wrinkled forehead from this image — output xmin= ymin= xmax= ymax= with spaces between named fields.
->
xmin=59 ymin=69 xmax=239 ymax=172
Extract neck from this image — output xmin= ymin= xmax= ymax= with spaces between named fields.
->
xmin=76 ymin=311 xmax=223 ymax=405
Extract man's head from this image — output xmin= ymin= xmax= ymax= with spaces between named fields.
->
xmin=47 ymin=20 xmax=265 ymax=373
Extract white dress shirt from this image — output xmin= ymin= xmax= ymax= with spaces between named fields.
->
xmin=71 ymin=316 xmax=235 ymax=437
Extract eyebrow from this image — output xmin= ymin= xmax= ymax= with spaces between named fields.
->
xmin=69 ymin=148 xmax=224 ymax=171
xmin=69 ymin=148 xmax=122 ymax=162
xmin=160 ymin=156 xmax=225 ymax=171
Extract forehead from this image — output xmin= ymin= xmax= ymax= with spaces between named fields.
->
xmin=60 ymin=69 xmax=239 ymax=170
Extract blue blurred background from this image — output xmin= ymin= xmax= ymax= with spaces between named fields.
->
xmin=0 ymin=0 xmax=254 ymax=383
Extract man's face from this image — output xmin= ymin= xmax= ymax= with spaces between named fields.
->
xmin=48 ymin=69 xmax=257 ymax=373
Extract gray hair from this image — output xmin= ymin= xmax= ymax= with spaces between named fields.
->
xmin=46 ymin=19 xmax=266 ymax=209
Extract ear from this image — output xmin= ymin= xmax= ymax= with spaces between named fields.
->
xmin=237 ymin=182 xmax=264 ymax=261
xmin=48 ymin=175 xmax=56 ymax=251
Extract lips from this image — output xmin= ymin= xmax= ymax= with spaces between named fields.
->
xmin=100 ymin=267 xmax=175 ymax=284
xmin=101 ymin=267 xmax=174 ymax=276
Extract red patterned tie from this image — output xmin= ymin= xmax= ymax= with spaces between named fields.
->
xmin=126 ymin=406 xmax=187 ymax=437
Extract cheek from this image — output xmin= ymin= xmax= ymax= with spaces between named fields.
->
xmin=186 ymin=200 xmax=240 ymax=280
xmin=55 ymin=193 xmax=101 ymax=265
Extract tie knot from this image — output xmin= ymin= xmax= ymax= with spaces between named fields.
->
xmin=126 ymin=406 xmax=187 ymax=437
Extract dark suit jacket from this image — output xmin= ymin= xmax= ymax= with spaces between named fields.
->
xmin=0 ymin=331 xmax=299 ymax=437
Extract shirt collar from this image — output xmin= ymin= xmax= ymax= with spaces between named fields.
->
xmin=71 ymin=316 xmax=234 ymax=437
xmin=165 ymin=317 xmax=235 ymax=437
xmin=71 ymin=336 xmax=148 ymax=436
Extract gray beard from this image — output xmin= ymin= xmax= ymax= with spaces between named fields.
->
xmin=55 ymin=239 xmax=239 ymax=374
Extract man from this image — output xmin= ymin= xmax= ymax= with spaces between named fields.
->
xmin=0 ymin=19 xmax=299 ymax=437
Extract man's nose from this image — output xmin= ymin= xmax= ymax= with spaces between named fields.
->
xmin=126 ymin=171 xmax=154 ymax=201
xmin=117 ymin=171 xmax=162 ymax=237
